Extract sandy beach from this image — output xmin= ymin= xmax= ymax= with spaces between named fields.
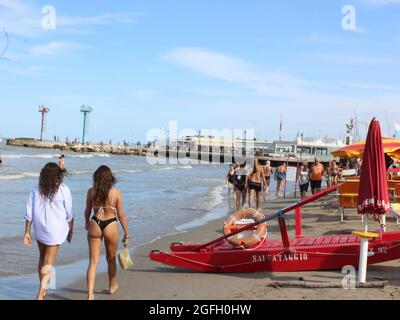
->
xmin=48 ymin=195 xmax=400 ymax=301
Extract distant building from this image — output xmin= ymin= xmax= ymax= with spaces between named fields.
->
xmin=166 ymin=134 xmax=345 ymax=162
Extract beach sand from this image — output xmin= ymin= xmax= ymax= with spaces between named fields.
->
xmin=49 ymin=196 xmax=400 ymax=300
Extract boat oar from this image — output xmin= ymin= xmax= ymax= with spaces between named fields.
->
xmin=191 ymin=184 xmax=340 ymax=252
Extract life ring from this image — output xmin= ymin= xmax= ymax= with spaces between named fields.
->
xmin=223 ymin=209 xmax=267 ymax=248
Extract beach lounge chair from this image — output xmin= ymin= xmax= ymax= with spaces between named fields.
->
xmin=338 ymin=180 xmax=359 ymax=223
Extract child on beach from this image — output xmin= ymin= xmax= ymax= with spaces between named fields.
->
xmin=85 ymin=166 xmax=129 ymax=300
xmin=23 ymin=163 xmax=74 ymax=300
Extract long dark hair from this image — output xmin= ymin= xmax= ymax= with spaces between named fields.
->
xmin=92 ymin=166 xmax=116 ymax=206
xmin=39 ymin=162 xmax=65 ymax=201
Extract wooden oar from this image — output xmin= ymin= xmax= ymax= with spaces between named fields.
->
xmin=191 ymin=184 xmax=340 ymax=252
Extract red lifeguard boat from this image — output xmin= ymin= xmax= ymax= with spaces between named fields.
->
xmin=149 ymin=186 xmax=400 ymax=273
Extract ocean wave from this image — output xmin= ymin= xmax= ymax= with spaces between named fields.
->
xmin=175 ymin=184 xmax=226 ymax=232
xmin=0 ymin=172 xmax=41 ymax=181
xmin=152 ymin=167 xmax=175 ymax=171
xmin=0 ymin=174 xmax=26 ymax=181
xmin=2 ymin=154 xmax=57 ymax=159
xmin=69 ymin=153 xmax=111 ymax=158
xmin=22 ymin=172 xmax=40 ymax=178
xmin=178 ymin=165 xmax=193 ymax=170
xmin=116 ymin=169 xmax=143 ymax=174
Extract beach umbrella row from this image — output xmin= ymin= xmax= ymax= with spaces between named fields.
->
xmin=331 ymin=138 xmax=400 ymax=159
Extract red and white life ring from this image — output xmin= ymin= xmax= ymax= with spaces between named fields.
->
xmin=223 ymin=209 xmax=267 ymax=249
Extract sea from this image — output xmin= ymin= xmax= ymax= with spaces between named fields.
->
xmin=0 ymin=140 xmax=295 ymax=299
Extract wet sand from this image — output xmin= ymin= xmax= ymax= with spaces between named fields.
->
xmin=49 ymin=196 xmax=400 ymax=300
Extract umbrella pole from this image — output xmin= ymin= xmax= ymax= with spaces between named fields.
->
xmin=380 ymin=214 xmax=386 ymax=232
xmin=358 ymin=215 xmax=369 ymax=284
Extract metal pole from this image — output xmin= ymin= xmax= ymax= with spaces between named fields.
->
xmin=82 ymin=112 xmax=87 ymax=144
xmin=358 ymin=216 xmax=369 ymax=284
xmin=40 ymin=111 xmax=45 ymax=141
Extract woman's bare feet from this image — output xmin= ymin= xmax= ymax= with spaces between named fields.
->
xmin=109 ymin=282 xmax=119 ymax=295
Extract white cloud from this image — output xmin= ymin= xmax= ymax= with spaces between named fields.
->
xmin=128 ymin=90 xmax=160 ymax=101
xmin=340 ymin=82 xmax=400 ymax=92
xmin=57 ymin=12 xmax=136 ymax=27
xmin=312 ymin=52 xmax=398 ymax=65
xmin=163 ymin=47 xmax=313 ymax=98
xmin=0 ymin=1 xmax=137 ymax=38
xmin=358 ymin=0 xmax=400 ymax=6
xmin=0 ymin=63 xmax=46 ymax=76
xmin=28 ymin=41 xmax=85 ymax=56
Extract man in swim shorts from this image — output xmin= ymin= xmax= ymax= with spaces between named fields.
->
xmin=310 ymin=157 xmax=325 ymax=195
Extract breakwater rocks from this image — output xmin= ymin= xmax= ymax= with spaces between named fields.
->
xmin=6 ymin=138 xmax=147 ymax=156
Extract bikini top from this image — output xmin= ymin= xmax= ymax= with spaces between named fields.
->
xmin=92 ymin=190 xmax=117 ymax=221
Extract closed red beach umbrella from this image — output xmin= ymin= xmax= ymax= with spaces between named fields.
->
xmin=357 ymin=119 xmax=391 ymax=217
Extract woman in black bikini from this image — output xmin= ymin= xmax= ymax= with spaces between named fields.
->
xmin=226 ymin=164 xmax=236 ymax=196
xmin=85 ymin=166 xmax=129 ymax=300
xmin=248 ymin=158 xmax=267 ymax=210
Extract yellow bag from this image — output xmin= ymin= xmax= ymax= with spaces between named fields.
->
xmin=118 ymin=247 xmax=133 ymax=270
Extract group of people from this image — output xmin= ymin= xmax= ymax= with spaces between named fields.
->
xmin=226 ymin=158 xmax=279 ymax=211
xmin=23 ymin=162 xmax=129 ymax=300
xmin=297 ymin=158 xmax=326 ymax=199
xmin=227 ymin=157 xmax=333 ymax=208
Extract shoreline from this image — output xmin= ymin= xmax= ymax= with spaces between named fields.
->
xmin=46 ymin=195 xmax=400 ymax=300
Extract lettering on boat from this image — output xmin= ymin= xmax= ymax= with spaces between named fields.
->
xmin=375 ymin=246 xmax=388 ymax=254
xmin=252 ymin=253 xmax=308 ymax=263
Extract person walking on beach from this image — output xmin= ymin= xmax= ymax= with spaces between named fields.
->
xmin=263 ymin=160 xmax=273 ymax=197
xmin=58 ymin=155 xmax=65 ymax=171
xmin=325 ymin=162 xmax=332 ymax=188
xmin=248 ymin=158 xmax=267 ymax=211
xmin=226 ymin=164 xmax=236 ymax=197
xmin=298 ymin=162 xmax=310 ymax=199
xmin=310 ymin=158 xmax=324 ymax=195
xmin=234 ymin=162 xmax=248 ymax=210
xmin=330 ymin=160 xmax=339 ymax=186
xmin=274 ymin=162 xmax=287 ymax=198
xmin=85 ymin=166 xmax=129 ymax=300
xmin=23 ymin=163 xmax=74 ymax=300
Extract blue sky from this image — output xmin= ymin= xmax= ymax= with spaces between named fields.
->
xmin=0 ymin=0 xmax=400 ymax=143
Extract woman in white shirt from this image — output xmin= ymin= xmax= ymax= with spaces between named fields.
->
xmin=23 ymin=162 xmax=74 ymax=300
xmin=298 ymin=162 xmax=310 ymax=199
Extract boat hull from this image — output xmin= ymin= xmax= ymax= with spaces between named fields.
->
xmin=149 ymin=232 xmax=400 ymax=273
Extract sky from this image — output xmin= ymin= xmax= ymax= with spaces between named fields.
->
xmin=0 ymin=0 xmax=400 ymax=143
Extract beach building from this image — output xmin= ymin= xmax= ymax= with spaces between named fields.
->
xmin=161 ymin=134 xmax=345 ymax=164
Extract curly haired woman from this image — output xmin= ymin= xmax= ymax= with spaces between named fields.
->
xmin=24 ymin=163 xmax=74 ymax=300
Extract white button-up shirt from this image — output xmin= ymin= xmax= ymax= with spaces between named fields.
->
xmin=25 ymin=184 xmax=74 ymax=246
